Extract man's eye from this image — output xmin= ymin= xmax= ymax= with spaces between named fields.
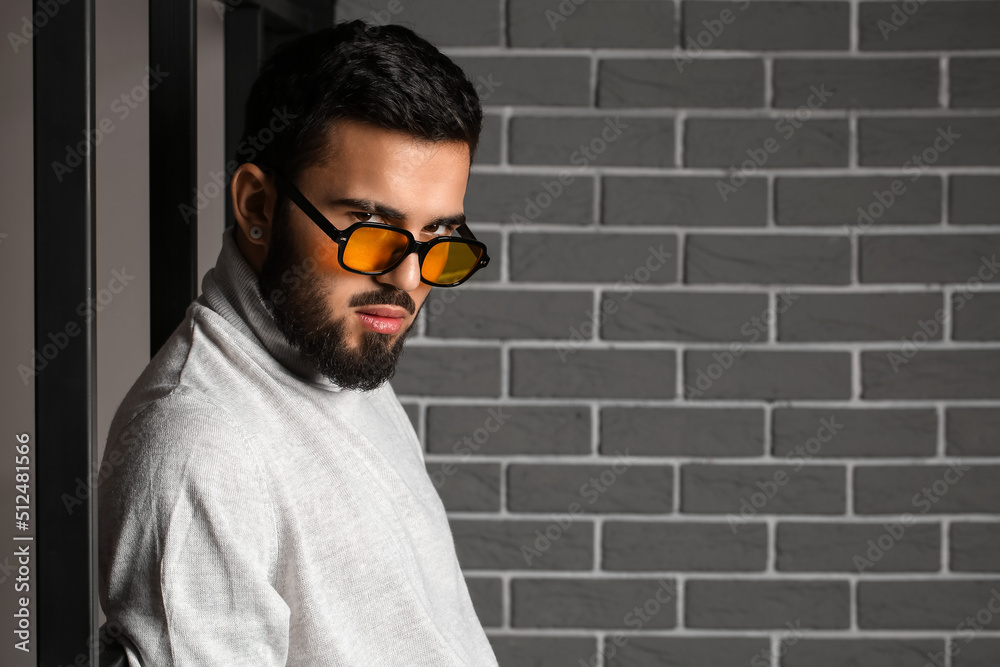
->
xmin=425 ymin=222 xmax=458 ymax=236
xmin=351 ymin=211 xmax=386 ymax=224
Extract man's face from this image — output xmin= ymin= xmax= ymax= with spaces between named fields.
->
xmin=257 ymin=119 xmax=471 ymax=391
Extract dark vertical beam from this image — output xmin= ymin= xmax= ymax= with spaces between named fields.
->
xmin=149 ymin=0 xmax=197 ymax=357
xmin=225 ymin=5 xmax=263 ymax=229
xmin=33 ymin=0 xmax=97 ymax=662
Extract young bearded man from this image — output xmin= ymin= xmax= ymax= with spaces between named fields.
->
xmin=98 ymin=20 xmax=497 ymax=666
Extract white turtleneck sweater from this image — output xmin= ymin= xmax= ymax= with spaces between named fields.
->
xmin=98 ymin=225 xmax=498 ymax=666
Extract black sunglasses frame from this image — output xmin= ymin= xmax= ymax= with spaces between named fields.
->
xmin=261 ymin=165 xmax=490 ymax=288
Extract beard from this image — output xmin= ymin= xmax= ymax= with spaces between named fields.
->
xmin=256 ymin=206 xmax=419 ymax=392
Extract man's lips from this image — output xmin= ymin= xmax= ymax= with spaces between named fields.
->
xmin=356 ymin=306 xmax=406 ymax=334
xmin=355 ymin=306 xmax=407 ymax=318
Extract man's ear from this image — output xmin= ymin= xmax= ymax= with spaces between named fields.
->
xmin=230 ymin=163 xmax=278 ymax=273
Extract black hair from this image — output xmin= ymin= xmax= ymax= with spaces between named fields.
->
xmin=233 ymin=19 xmax=483 ymax=192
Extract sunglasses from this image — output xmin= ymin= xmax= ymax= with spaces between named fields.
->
xmin=261 ymin=165 xmax=490 ymax=288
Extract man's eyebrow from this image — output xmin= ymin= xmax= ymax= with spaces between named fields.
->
xmin=328 ymin=197 xmax=466 ymax=228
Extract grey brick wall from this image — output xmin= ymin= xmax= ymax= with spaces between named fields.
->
xmin=337 ymin=1 xmax=1000 ymax=665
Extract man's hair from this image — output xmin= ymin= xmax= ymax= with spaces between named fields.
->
xmin=235 ymin=19 xmax=484 ymax=189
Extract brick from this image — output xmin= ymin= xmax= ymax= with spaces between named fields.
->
xmin=508 ymin=463 xmax=672 ymax=514
xmin=955 ymin=640 xmax=1000 ymax=667
xmin=858 ymin=581 xmax=1000 ymax=629
xmin=858 ymin=117 xmax=1000 ymax=166
xmin=953 ymin=292 xmax=1000 ymax=340
xmin=685 ymin=580 xmax=850 ymax=629
xmin=684 ymin=350 xmax=852 ymax=400
xmin=603 ymin=521 xmax=767 ymax=571
xmin=601 ymin=291 xmax=770 ymax=341
xmin=511 ymin=349 xmax=675 ymax=399
xmin=426 ymin=462 xmax=500 ymax=512
xmin=488 ymin=636 xmax=599 ymax=667
xmin=465 ymin=173 xmax=594 ymax=224
xmin=947 ymin=408 xmax=1000 ymax=457
xmin=681 ymin=464 xmax=846 ymax=515
xmin=686 ymin=235 xmax=851 ymax=285
xmin=951 ymin=523 xmax=1000 ymax=572
xmin=775 ymin=176 xmax=942 ymax=226
xmin=476 ymin=114 xmax=502 ymax=165
xmin=600 ymin=407 xmax=765 ymax=457
xmin=511 ymin=232 xmax=676 ymax=283
xmin=855 ymin=465 xmax=1000 ymax=514
xmin=778 ymin=293 xmax=946 ymax=341
xmin=425 ymin=289 xmax=593 ymax=340
xmin=509 ymin=116 xmax=673 ymax=168
xmin=426 ymin=404 xmax=591 ymax=456
xmin=951 ymin=175 xmax=1000 ymax=225
xmin=606 ymin=637 xmax=770 ymax=667
xmin=862 ymin=350 xmax=1000 ymax=400
xmin=450 ymin=519 xmax=594 ymax=570
xmin=466 ymin=576 xmax=502 ymax=627
xmin=860 ymin=234 xmax=1000 ymax=283
xmin=336 ymin=0 xmax=500 ymax=46
xmin=400 ymin=402 xmax=420 ymax=432
xmin=782 ymin=639 xmax=945 ymax=667
xmin=598 ymin=59 xmax=764 ymax=108
xmin=393 ymin=345 xmax=500 ymax=397
xmin=859 ymin=1 xmax=1000 ymax=51
xmin=685 ymin=118 xmax=849 ymax=168
xmin=682 ymin=1 xmax=849 ymax=51
xmin=511 ymin=577 xmax=677 ymax=628
xmin=776 ymin=521 xmax=941 ymax=573
xmin=509 ymin=0 xmax=674 ymax=49
xmin=451 ymin=56 xmax=590 ymax=106
xmin=602 ymin=176 xmax=767 ymax=227
xmin=951 ymin=58 xmax=1000 ymax=108
xmin=773 ymin=58 xmax=939 ymax=109
xmin=772 ymin=408 xmax=938 ymax=458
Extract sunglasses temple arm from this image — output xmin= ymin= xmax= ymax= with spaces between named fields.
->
xmin=456 ymin=222 xmax=479 ymax=241
xmin=272 ymin=169 xmax=345 ymax=244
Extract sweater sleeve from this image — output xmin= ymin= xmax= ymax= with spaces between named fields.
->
xmin=100 ymin=390 xmax=290 ymax=666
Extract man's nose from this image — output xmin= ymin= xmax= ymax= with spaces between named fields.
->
xmin=376 ymin=251 xmax=422 ymax=293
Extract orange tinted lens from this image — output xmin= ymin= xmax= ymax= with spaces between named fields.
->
xmin=423 ymin=240 xmax=482 ymax=285
xmin=342 ymin=226 xmax=409 ymax=272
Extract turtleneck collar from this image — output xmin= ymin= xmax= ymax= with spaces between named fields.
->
xmin=198 ymin=225 xmax=343 ymax=391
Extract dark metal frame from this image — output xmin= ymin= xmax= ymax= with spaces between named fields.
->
xmin=149 ymin=0 xmax=198 ymax=357
xmin=34 ymin=0 xmax=97 ymax=663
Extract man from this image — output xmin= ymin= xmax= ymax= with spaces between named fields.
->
xmin=98 ymin=20 xmax=497 ymax=666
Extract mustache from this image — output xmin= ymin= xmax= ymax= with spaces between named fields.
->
xmin=349 ymin=285 xmax=416 ymax=316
